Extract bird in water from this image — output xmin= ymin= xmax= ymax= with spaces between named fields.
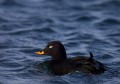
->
xmin=35 ymin=41 xmax=106 ymax=75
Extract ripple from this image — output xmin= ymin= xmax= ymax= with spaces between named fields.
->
xmin=75 ymin=15 xmax=98 ymax=22
xmin=101 ymin=54 xmax=114 ymax=59
xmin=96 ymin=18 xmax=120 ymax=26
xmin=88 ymin=0 xmax=120 ymax=10
xmin=0 ymin=27 xmax=55 ymax=36
xmin=0 ymin=17 xmax=8 ymax=22
xmin=0 ymin=0 xmax=23 ymax=7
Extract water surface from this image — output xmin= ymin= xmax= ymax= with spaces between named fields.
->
xmin=0 ymin=0 xmax=120 ymax=84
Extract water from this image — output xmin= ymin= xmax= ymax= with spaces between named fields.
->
xmin=0 ymin=0 xmax=120 ymax=84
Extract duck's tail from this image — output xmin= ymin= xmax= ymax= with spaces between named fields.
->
xmin=89 ymin=52 xmax=93 ymax=61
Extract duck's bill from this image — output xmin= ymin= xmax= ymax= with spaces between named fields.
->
xmin=35 ymin=51 xmax=45 ymax=55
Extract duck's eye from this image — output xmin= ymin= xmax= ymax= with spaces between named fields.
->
xmin=49 ymin=45 xmax=53 ymax=48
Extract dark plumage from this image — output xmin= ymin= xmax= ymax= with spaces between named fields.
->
xmin=35 ymin=41 xmax=106 ymax=75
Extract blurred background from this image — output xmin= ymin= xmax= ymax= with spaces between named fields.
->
xmin=0 ymin=0 xmax=120 ymax=84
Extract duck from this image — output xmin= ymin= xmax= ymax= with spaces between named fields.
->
xmin=35 ymin=41 xmax=106 ymax=75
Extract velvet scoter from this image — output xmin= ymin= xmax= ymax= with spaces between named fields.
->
xmin=35 ymin=41 xmax=106 ymax=75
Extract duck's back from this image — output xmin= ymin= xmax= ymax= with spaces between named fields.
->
xmin=37 ymin=56 xmax=105 ymax=75
xmin=71 ymin=56 xmax=106 ymax=74
xmin=48 ymin=56 xmax=105 ymax=75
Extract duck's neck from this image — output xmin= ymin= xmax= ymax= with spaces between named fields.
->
xmin=52 ymin=52 xmax=67 ymax=61
xmin=52 ymin=56 xmax=67 ymax=61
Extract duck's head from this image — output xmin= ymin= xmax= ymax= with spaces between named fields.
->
xmin=35 ymin=41 xmax=67 ymax=61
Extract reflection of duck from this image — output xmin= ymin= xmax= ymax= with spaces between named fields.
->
xmin=35 ymin=41 xmax=106 ymax=75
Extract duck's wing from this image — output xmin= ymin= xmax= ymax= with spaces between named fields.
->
xmin=71 ymin=56 xmax=89 ymax=66
xmin=71 ymin=54 xmax=106 ymax=74
xmin=71 ymin=52 xmax=94 ymax=64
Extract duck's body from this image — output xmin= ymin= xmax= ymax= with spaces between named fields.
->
xmin=43 ymin=55 xmax=105 ymax=75
xmin=35 ymin=41 xmax=105 ymax=75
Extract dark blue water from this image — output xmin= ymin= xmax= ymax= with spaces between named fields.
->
xmin=0 ymin=0 xmax=120 ymax=84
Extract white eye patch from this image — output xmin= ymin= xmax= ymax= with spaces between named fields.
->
xmin=49 ymin=45 xmax=53 ymax=48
